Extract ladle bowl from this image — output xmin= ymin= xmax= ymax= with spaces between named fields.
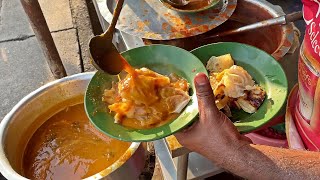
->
xmin=89 ymin=0 xmax=125 ymax=75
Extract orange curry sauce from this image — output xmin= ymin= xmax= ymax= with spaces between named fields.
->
xmin=104 ymin=59 xmax=190 ymax=129
xmin=23 ymin=104 xmax=130 ymax=180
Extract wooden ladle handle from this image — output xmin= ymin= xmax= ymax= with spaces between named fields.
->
xmin=106 ymin=0 xmax=125 ymax=34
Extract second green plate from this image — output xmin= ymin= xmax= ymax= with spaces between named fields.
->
xmin=191 ymin=42 xmax=288 ymax=133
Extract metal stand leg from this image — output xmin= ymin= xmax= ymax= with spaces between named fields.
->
xmin=20 ymin=0 xmax=67 ymax=79
xmin=177 ymin=153 xmax=189 ymax=180
xmin=154 ymin=139 xmax=177 ymax=180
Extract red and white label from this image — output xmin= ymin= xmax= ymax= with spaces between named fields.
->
xmin=300 ymin=0 xmax=320 ymax=133
xmin=298 ymin=57 xmax=320 ymax=132
xmin=303 ymin=0 xmax=320 ymax=62
xmin=298 ymin=58 xmax=315 ymax=119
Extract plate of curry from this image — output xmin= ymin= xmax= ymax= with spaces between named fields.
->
xmin=85 ymin=45 xmax=207 ymax=142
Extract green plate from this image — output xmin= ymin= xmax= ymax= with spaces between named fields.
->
xmin=191 ymin=42 xmax=288 ymax=133
xmin=85 ymin=45 xmax=207 ymax=142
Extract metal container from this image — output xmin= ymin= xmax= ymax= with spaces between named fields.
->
xmin=109 ymin=0 xmax=294 ymax=61
xmin=142 ymin=0 xmax=294 ymax=60
xmin=0 ymin=72 xmax=145 ymax=180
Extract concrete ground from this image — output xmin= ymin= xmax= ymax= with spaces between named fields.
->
xmin=0 ymin=0 xmax=95 ymax=121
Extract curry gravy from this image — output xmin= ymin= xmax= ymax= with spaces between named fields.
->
xmin=23 ymin=104 xmax=130 ymax=180
xmin=104 ymin=68 xmax=190 ymax=130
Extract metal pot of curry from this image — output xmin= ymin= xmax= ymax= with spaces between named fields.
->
xmin=0 ymin=72 xmax=145 ymax=180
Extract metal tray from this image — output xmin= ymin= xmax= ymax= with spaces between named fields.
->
xmin=98 ymin=0 xmax=237 ymax=40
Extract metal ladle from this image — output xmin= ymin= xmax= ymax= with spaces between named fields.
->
xmin=89 ymin=0 xmax=126 ymax=75
xmin=204 ymin=11 xmax=303 ymax=39
xmin=166 ymin=0 xmax=204 ymax=7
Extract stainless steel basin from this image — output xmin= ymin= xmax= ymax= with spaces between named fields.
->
xmin=0 ymin=72 xmax=145 ymax=180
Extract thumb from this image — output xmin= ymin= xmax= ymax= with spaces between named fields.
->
xmin=194 ymin=73 xmax=219 ymax=122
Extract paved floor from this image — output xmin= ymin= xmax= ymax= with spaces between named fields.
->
xmin=0 ymin=0 xmax=93 ymax=121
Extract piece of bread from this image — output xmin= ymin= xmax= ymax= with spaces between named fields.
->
xmin=206 ymin=54 xmax=234 ymax=73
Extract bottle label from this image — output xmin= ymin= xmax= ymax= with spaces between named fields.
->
xmin=298 ymin=54 xmax=320 ymax=132
xmin=302 ymin=0 xmax=320 ymax=70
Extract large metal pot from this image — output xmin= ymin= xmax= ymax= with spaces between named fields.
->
xmin=0 ymin=72 xmax=145 ymax=180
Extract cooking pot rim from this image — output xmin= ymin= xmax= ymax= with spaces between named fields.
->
xmin=245 ymin=0 xmax=294 ymax=60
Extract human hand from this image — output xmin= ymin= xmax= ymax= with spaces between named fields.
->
xmin=175 ymin=73 xmax=251 ymax=160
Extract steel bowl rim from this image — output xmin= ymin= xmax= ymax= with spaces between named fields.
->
xmin=246 ymin=0 xmax=294 ymax=60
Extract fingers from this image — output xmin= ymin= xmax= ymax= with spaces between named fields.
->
xmin=194 ymin=73 xmax=219 ymax=121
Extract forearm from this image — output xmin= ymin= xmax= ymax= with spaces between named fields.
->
xmin=206 ymin=144 xmax=320 ymax=180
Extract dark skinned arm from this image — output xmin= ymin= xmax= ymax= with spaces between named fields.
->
xmin=175 ymin=73 xmax=320 ymax=180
